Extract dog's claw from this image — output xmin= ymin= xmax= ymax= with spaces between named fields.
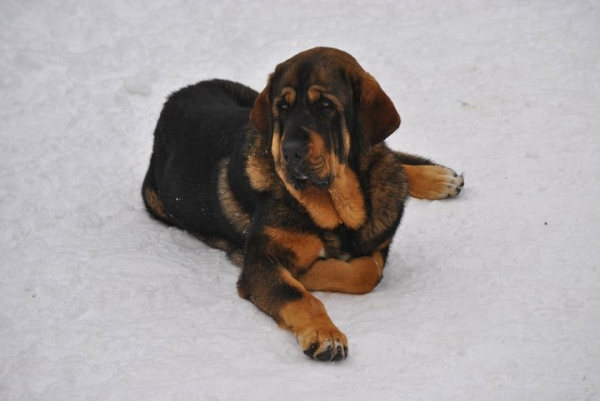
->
xmin=405 ymin=165 xmax=465 ymax=199
xmin=303 ymin=343 xmax=319 ymax=358
xmin=301 ymin=334 xmax=348 ymax=362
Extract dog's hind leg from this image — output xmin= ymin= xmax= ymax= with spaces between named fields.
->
xmin=141 ymin=155 xmax=174 ymax=225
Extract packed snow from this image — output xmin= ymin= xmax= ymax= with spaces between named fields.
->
xmin=1 ymin=1 xmax=599 ymax=400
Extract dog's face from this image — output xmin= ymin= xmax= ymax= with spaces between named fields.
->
xmin=250 ymin=47 xmax=401 ymax=191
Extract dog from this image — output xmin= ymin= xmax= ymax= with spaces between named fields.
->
xmin=142 ymin=47 xmax=463 ymax=361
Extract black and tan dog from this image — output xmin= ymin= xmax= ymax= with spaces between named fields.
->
xmin=142 ymin=47 xmax=463 ymax=361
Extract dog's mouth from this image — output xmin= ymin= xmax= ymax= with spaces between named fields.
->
xmin=288 ymin=166 xmax=332 ymax=191
xmin=277 ymin=132 xmax=334 ymax=191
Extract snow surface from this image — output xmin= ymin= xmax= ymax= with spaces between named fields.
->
xmin=1 ymin=1 xmax=599 ymax=400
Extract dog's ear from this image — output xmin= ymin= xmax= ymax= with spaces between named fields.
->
xmin=354 ymin=73 xmax=400 ymax=150
xmin=249 ymin=79 xmax=272 ymax=133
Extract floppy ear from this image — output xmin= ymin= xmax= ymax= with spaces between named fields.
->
xmin=355 ymin=73 xmax=401 ymax=147
xmin=249 ymin=82 xmax=271 ymax=133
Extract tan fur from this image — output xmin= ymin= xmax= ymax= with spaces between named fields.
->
xmin=264 ymin=227 xmax=324 ymax=270
xmin=328 ymin=163 xmax=366 ymax=229
xmin=307 ymin=85 xmax=326 ymax=103
xmin=278 ymin=269 xmax=348 ymax=359
xmin=282 ymin=87 xmax=296 ymax=106
xmin=299 ymin=251 xmax=384 ymax=294
xmin=271 ymin=125 xmax=367 ymax=230
xmin=279 ymin=164 xmax=367 ymax=231
xmin=305 ymin=131 xmax=333 ymax=181
xmin=403 ymin=164 xmax=463 ymax=199
xmin=218 ymin=158 xmax=251 ymax=234
xmin=246 ymin=136 xmax=277 ymax=192
xmin=284 ymin=185 xmax=342 ymax=229
xmin=143 ymin=187 xmax=172 ymax=223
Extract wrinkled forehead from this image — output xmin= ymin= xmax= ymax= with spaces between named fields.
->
xmin=271 ymin=50 xmax=362 ymax=102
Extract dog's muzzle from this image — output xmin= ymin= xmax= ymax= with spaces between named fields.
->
xmin=282 ymin=137 xmax=331 ymax=190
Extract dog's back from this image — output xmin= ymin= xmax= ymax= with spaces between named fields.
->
xmin=142 ymin=79 xmax=257 ymax=244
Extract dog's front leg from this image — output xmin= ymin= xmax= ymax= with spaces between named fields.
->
xmin=298 ymin=250 xmax=386 ymax=294
xmin=403 ymin=164 xmax=464 ymax=199
xmin=237 ymin=228 xmax=348 ymax=361
xmin=391 ymin=152 xmax=464 ymax=199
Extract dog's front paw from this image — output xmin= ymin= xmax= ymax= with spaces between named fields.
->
xmin=297 ymin=323 xmax=348 ymax=362
xmin=403 ymin=164 xmax=464 ymax=200
xmin=434 ymin=165 xmax=464 ymax=198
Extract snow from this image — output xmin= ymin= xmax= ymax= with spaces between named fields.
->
xmin=1 ymin=0 xmax=599 ymax=399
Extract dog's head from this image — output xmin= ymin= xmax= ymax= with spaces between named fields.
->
xmin=249 ymin=47 xmax=400 ymax=191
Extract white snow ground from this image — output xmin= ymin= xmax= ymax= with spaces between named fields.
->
xmin=1 ymin=0 xmax=599 ymax=400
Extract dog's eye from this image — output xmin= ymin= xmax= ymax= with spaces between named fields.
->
xmin=320 ymin=98 xmax=332 ymax=109
xmin=279 ymin=102 xmax=290 ymax=112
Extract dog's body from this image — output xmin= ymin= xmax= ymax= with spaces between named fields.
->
xmin=142 ymin=47 xmax=463 ymax=361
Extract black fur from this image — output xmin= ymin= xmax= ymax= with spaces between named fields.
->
xmin=141 ymin=48 xmax=462 ymax=362
xmin=143 ymin=79 xmax=258 ymax=249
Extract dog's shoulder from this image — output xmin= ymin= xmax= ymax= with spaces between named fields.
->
xmin=353 ymin=143 xmax=409 ymax=246
xmin=243 ymin=130 xmax=286 ymax=196
xmin=359 ymin=143 xmax=407 ymax=189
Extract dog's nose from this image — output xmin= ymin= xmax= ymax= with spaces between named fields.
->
xmin=282 ymin=138 xmax=308 ymax=163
